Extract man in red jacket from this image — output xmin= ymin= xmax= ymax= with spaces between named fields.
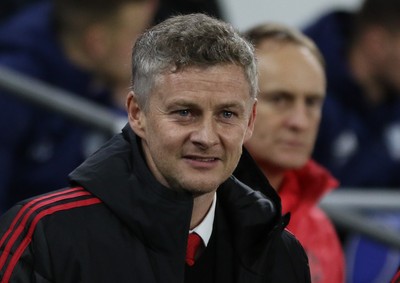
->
xmin=243 ymin=23 xmax=345 ymax=283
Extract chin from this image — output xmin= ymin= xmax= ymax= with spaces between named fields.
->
xmin=286 ymin=160 xmax=307 ymax=169
xmin=278 ymin=156 xmax=308 ymax=170
xmin=180 ymin=178 xmax=221 ymax=194
xmin=184 ymin=186 xmax=218 ymax=196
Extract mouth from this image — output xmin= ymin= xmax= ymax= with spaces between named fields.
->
xmin=185 ymin=155 xmax=220 ymax=162
xmin=282 ymin=140 xmax=306 ymax=148
xmin=184 ymin=155 xmax=221 ymax=169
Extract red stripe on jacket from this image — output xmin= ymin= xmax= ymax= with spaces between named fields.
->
xmin=0 ymin=187 xmax=84 ymax=249
xmin=0 ymin=187 xmax=101 ymax=283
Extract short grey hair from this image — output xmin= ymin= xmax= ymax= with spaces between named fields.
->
xmin=131 ymin=13 xmax=257 ymax=110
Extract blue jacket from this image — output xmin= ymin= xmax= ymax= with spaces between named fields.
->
xmin=0 ymin=1 xmax=115 ymax=213
xmin=304 ymin=11 xmax=400 ymax=188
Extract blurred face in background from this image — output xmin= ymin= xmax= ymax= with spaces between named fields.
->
xmin=245 ymin=41 xmax=325 ymax=171
xmin=94 ymin=1 xmax=156 ymax=86
xmin=374 ymin=30 xmax=400 ymax=95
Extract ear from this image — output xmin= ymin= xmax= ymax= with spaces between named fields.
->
xmin=244 ymin=99 xmax=257 ymax=142
xmin=126 ymin=91 xmax=146 ymax=138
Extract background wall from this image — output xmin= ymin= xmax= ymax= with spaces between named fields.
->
xmin=219 ymin=0 xmax=362 ymax=31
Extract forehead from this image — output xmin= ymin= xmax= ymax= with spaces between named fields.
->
xmin=256 ymin=43 xmax=325 ymax=92
xmin=154 ymin=64 xmax=252 ymax=98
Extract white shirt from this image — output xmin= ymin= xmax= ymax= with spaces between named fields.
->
xmin=189 ymin=193 xmax=216 ymax=247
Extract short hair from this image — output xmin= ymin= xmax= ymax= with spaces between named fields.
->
xmin=131 ymin=13 xmax=257 ymax=110
xmin=53 ymin=0 xmax=147 ymax=35
xmin=243 ymin=22 xmax=325 ymax=69
xmin=354 ymin=0 xmax=400 ymax=33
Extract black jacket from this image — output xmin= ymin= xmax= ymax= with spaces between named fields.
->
xmin=0 ymin=125 xmax=310 ymax=282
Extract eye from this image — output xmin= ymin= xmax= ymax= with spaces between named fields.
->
xmin=259 ymin=92 xmax=290 ymax=106
xmin=270 ymin=94 xmax=288 ymax=105
xmin=306 ymin=97 xmax=323 ymax=108
xmin=177 ymin=109 xmax=190 ymax=116
xmin=171 ymin=108 xmax=195 ymax=122
xmin=222 ymin=111 xmax=234 ymax=119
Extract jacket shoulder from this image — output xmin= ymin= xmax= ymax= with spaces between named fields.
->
xmin=0 ymin=186 xmax=101 ymax=282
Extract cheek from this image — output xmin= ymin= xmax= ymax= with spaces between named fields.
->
xmin=253 ymin=109 xmax=279 ymax=139
xmin=310 ymin=113 xmax=322 ymax=134
xmin=147 ymin=124 xmax=172 ymax=145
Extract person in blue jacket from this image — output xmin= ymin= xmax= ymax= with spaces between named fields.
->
xmin=304 ymin=0 xmax=400 ymax=282
xmin=0 ymin=0 xmax=156 ymax=213
xmin=304 ymin=0 xmax=400 ymax=189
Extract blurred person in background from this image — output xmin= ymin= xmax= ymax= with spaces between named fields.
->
xmin=304 ymin=0 xmax=400 ymax=189
xmin=0 ymin=0 xmax=156 ymax=213
xmin=304 ymin=0 xmax=400 ymax=281
xmin=240 ymin=23 xmax=344 ymax=283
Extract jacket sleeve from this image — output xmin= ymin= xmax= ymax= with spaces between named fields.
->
xmin=0 ymin=204 xmax=52 ymax=283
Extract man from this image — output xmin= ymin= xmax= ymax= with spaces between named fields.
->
xmin=0 ymin=0 xmax=155 ymax=213
xmin=304 ymin=0 xmax=400 ymax=281
xmin=0 ymin=14 xmax=311 ymax=282
xmin=304 ymin=0 xmax=400 ymax=188
xmin=237 ymin=23 xmax=344 ymax=283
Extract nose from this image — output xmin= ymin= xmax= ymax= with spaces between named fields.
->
xmin=191 ymin=115 xmax=219 ymax=149
xmin=286 ymin=103 xmax=310 ymax=130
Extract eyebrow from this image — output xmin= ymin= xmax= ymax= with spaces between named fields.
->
xmin=166 ymin=98 xmax=246 ymax=109
xmin=260 ymin=90 xmax=325 ymax=98
xmin=218 ymin=102 xmax=245 ymax=109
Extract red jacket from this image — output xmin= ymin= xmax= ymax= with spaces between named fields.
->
xmin=279 ymin=160 xmax=345 ymax=283
xmin=391 ymin=268 xmax=400 ymax=283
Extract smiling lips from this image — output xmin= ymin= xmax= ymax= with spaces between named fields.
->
xmin=185 ymin=155 xmax=219 ymax=161
xmin=184 ymin=155 xmax=220 ymax=169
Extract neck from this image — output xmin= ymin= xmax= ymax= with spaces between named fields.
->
xmin=190 ymin=192 xmax=215 ymax=230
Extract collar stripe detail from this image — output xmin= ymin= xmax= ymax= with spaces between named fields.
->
xmin=0 ymin=187 xmax=84 ymax=250
xmin=0 ymin=188 xmax=90 ymax=268
xmin=0 ymin=187 xmax=101 ymax=282
xmin=1 ymin=197 xmax=101 ymax=283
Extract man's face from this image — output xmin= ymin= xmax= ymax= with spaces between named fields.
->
xmin=128 ymin=64 xmax=256 ymax=194
xmin=245 ymin=42 xmax=325 ymax=170
xmin=377 ymin=31 xmax=400 ymax=94
xmin=96 ymin=1 xmax=155 ymax=86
